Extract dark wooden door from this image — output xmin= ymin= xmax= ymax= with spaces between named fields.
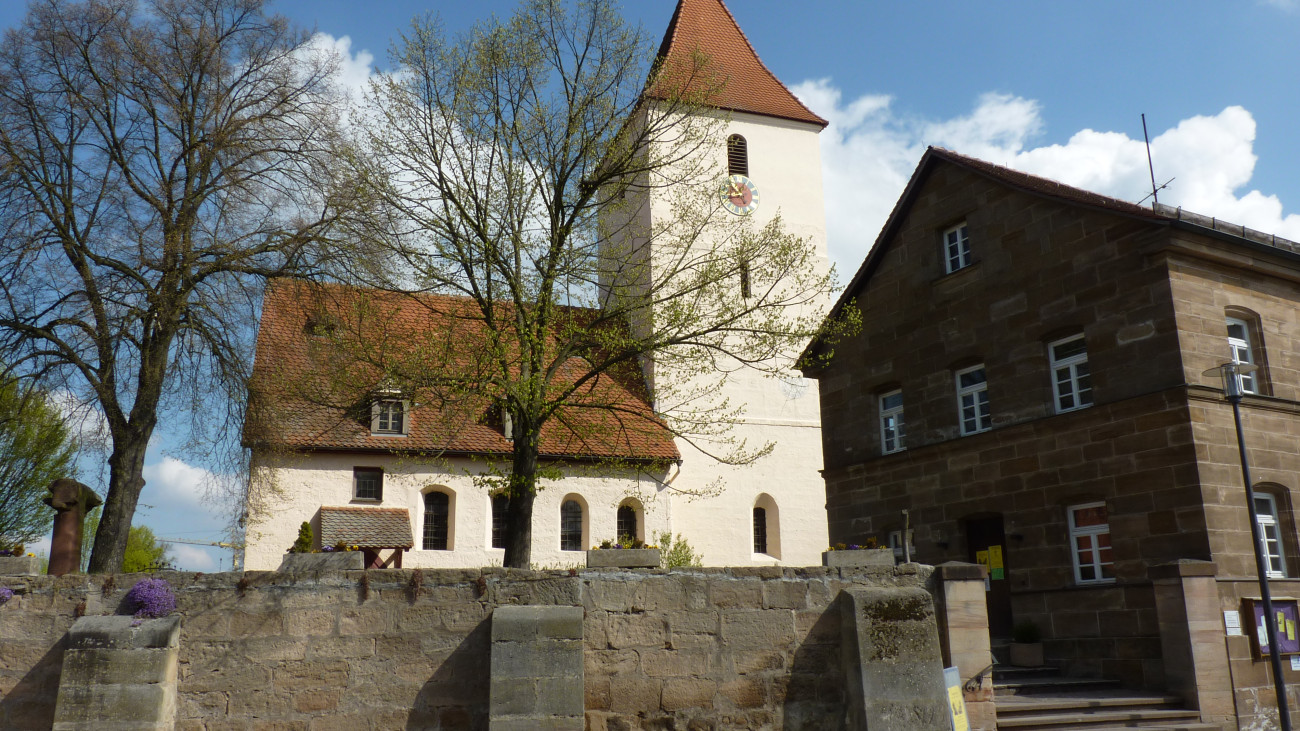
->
xmin=966 ymin=516 xmax=1013 ymax=639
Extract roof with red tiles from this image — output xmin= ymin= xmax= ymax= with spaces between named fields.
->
xmin=319 ymin=506 xmax=414 ymax=549
xmin=245 ymin=280 xmax=679 ymax=463
xmin=647 ymin=0 xmax=827 ymax=128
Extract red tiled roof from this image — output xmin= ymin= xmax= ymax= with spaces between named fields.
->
xmin=319 ymin=506 xmax=413 ymax=549
xmin=245 ymin=280 xmax=679 ymax=462
xmin=647 ymin=0 xmax=827 ymax=128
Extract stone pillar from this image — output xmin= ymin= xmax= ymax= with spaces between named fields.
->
xmin=44 ymin=478 xmax=101 ymax=576
xmin=53 ymin=615 xmax=181 ymax=730
xmin=1150 ymin=560 xmax=1235 ymax=729
xmin=839 ymin=586 xmax=950 ymax=730
xmin=489 ymin=605 xmax=584 ymax=730
xmin=932 ymin=562 xmax=995 ymax=731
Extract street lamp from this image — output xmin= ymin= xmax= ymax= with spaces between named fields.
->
xmin=1204 ymin=361 xmax=1292 ymax=731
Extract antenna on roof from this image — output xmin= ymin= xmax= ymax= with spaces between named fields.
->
xmin=1138 ymin=114 xmax=1174 ymax=207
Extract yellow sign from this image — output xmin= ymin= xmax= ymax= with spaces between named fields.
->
xmin=988 ymin=545 xmax=1004 ymax=570
xmin=944 ymin=667 xmax=969 ymax=731
xmin=976 ymin=550 xmax=989 ymax=568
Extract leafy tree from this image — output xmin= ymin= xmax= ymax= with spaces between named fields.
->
xmin=120 ymin=525 xmax=174 ymax=573
xmin=323 ymin=0 xmax=853 ymax=568
xmin=0 ymin=0 xmax=359 ymax=572
xmin=0 ymin=379 xmax=77 ymax=546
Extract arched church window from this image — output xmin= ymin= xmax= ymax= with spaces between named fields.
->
xmin=617 ymin=504 xmax=637 ymax=542
xmin=560 ymin=499 xmax=584 ymax=551
xmin=423 ymin=491 xmax=450 ymax=550
xmin=727 ymin=134 xmax=748 ymax=176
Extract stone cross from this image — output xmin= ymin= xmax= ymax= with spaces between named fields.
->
xmin=44 ymin=478 xmax=102 ymax=576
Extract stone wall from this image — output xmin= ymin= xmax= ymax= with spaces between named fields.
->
xmin=0 ymin=564 xmax=953 ymax=730
xmin=1217 ymin=577 xmax=1300 ymax=730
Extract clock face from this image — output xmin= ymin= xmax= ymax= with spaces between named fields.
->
xmin=721 ymin=174 xmax=760 ymax=215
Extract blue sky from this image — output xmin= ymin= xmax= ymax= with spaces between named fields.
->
xmin=8 ymin=0 xmax=1300 ymax=569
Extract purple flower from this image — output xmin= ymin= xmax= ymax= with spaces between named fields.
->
xmin=124 ymin=578 xmax=176 ymax=619
xmin=322 ymin=546 xmax=335 ymax=552
xmin=848 ymin=544 xmax=861 ymax=550
xmin=0 ymin=587 xmax=12 ymax=605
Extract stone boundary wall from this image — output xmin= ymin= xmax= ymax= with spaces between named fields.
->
xmin=0 ymin=564 xmax=938 ymax=730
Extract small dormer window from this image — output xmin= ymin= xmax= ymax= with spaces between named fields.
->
xmin=371 ymin=392 xmax=407 ymax=436
xmin=304 ymin=313 xmax=336 ymax=338
xmin=727 ymin=134 xmax=748 ymax=176
xmin=943 ymin=223 xmax=971 ymax=274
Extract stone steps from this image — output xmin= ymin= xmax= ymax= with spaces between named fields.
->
xmin=994 ymin=665 xmax=1212 ymax=731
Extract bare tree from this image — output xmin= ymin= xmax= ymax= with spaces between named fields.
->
xmin=324 ymin=0 xmax=855 ymax=568
xmin=0 ymin=0 xmax=357 ymax=572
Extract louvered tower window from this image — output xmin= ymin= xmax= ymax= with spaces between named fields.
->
xmin=727 ymin=134 xmax=748 ymax=176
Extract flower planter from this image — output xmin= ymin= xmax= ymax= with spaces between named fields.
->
xmin=277 ymin=551 xmax=363 ymax=573
xmin=586 ymin=548 xmax=661 ymax=569
xmin=821 ymin=547 xmax=894 ymax=568
xmin=0 ymin=556 xmax=40 ymax=576
xmin=1009 ymin=641 xmax=1044 ymax=667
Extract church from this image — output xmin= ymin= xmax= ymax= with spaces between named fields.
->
xmin=240 ymin=0 xmax=834 ymax=571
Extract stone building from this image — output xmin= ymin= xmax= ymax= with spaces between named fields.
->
xmin=240 ymin=0 xmax=833 ymax=571
xmin=802 ymin=146 xmax=1300 ymax=717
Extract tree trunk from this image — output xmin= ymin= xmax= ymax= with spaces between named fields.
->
xmin=503 ymin=424 xmax=540 ymax=569
xmin=87 ymin=432 xmax=151 ymax=573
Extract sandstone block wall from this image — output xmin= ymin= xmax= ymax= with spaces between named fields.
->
xmin=0 ymin=564 xmax=940 ymax=730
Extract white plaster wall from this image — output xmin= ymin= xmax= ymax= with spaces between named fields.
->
xmin=244 ymin=453 xmax=677 ymax=571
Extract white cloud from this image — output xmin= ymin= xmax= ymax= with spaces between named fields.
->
xmin=169 ymin=543 xmax=219 ymax=572
xmin=48 ymin=388 xmax=109 ymax=451
xmin=141 ymin=457 xmax=225 ymax=512
xmin=791 ymin=81 xmax=1300 ymax=280
xmin=305 ymin=33 xmax=377 ymax=102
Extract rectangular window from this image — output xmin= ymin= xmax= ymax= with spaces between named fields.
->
xmin=880 ymin=390 xmax=905 ymax=454
xmin=371 ymin=399 xmax=406 ymax=435
xmin=955 ymin=365 xmax=990 ymax=435
xmin=353 ymin=467 xmax=383 ymax=502
xmin=943 ymin=223 xmax=971 ymax=273
xmin=1068 ymin=502 xmax=1114 ymax=584
xmin=491 ymin=495 xmax=508 ymax=549
xmin=1049 ymin=335 xmax=1093 ymax=413
xmin=1255 ymin=493 xmax=1287 ymax=578
xmin=753 ymin=507 xmax=768 ymax=554
xmin=1227 ymin=318 xmax=1257 ymax=394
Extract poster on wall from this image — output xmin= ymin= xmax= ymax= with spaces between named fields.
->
xmin=944 ymin=666 xmax=969 ymax=731
xmin=1245 ymin=598 xmax=1300 ymax=657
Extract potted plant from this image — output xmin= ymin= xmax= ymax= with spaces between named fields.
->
xmin=586 ymin=537 xmax=661 ymax=569
xmin=1009 ymin=620 xmax=1044 ymax=667
xmin=277 ymin=523 xmax=364 ymax=572
xmin=821 ymin=538 xmax=893 ymax=568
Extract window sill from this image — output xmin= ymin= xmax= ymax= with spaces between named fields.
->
xmin=1074 ymin=578 xmax=1117 ymax=586
xmin=351 ymin=498 xmax=382 ymax=504
xmin=369 ymin=432 xmax=408 ymax=438
xmin=1054 ymin=404 xmax=1093 ymax=415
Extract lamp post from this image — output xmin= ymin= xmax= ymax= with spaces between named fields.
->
xmin=1204 ymin=361 xmax=1292 ymax=731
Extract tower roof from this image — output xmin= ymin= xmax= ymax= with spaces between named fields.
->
xmin=649 ymin=0 xmax=827 ymax=128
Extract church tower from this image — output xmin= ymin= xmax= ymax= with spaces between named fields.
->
xmin=626 ymin=0 xmax=832 ymax=565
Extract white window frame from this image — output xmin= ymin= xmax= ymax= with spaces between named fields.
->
xmin=1226 ymin=317 xmax=1258 ymax=395
xmin=371 ymin=398 xmax=407 ymax=436
xmin=943 ymin=223 xmax=971 ymax=274
xmin=1068 ymin=502 xmax=1115 ymax=585
xmin=955 ymin=365 xmax=990 ymax=435
xmin=879 ymin=390 xmax=905 ymax=454
xmin=1049 ymin=335 xmax=1093 ymax=413
xmin=1255 ymin=493 xmax=1287 ymax=579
